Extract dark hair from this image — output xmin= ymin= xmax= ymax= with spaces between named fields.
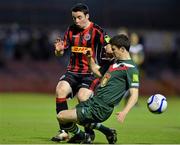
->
xmin=71 ymin=3 xmax=89 ymax=15
xmin=110 ymin=34 xmax=130 ymax=51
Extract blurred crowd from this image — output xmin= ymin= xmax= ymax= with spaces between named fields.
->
xmin=0 ymin=24 xmax=180 ymax=95
xmin=0 ymin=23 xmax=65 ymax=65
xmin=0 ymin=24 xmax=180 ymax=76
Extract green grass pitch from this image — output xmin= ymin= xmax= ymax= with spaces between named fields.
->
xmin=0 ymin=93 xmax=180 ymax=144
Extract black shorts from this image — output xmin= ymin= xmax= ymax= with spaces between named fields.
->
xmin=59 ymin=71 xmax=98 ymax=97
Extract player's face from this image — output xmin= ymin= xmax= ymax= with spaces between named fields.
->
xmin=72 ymin=11 xmax=89 ymax=29
xmin=111 ymin=45 xmax=122 ymax=59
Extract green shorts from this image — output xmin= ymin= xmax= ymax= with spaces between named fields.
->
xmin=76 ymin=97 xmax=114 ymax=124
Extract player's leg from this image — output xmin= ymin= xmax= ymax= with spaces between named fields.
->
xmin=58 ymin=99 xmax=116 ymax=144
xmin=51 ymin=80 xmax=72 ymax=141
xmin=57 ymin=108 xmax=77 ymax=123
xmin=85 ymin=123 xmax=117 ymax=144
xmin=57 ymin=109 xmax=92 ymax=144
xmin=79 ymin=86 xmax=117 ymax=144
xmin=77 ymin=87 xmax=93 ymax=102
xmin=58 ymin=100 xmax=97 ymax=143
xmin=78 ymin=75 xmax=117 ymax=143
xmin=51 ymin=72 xmax=77 ymax=142
xmin=77 ymin=87 xmax=95 ymax=141
xmin=76 ymin=73 xmax=95 ymax=102
xmin=77 ymin=74 xmax=96 ymax=140
xmin=84 ymin=105 xmax=117 ymax=144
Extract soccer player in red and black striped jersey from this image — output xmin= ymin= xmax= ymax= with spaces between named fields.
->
xmin=51 ymin=3 xmax=110 ymax=142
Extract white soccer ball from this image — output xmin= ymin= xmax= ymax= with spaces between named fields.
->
xmin=147 ymin=94 xmax=167 ymax=114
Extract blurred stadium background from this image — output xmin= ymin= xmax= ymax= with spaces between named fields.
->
xmin=0 ymin=0 xmax=180 ymax=96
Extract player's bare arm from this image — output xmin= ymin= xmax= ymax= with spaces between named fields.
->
xmin=54 ymin=37 xmax=65 ymax=56
xmin=116 ymin=88 xmax=138 ymax=123
xmin=83 ymin=49 xmax=102 ymax=77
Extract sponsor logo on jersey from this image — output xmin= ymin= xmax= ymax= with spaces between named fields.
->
xmin=71 ymin=46 xmax=92 ymax=53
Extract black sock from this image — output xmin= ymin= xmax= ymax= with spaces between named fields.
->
xmin=84 ymin=126 xmax=94 ymax=134
xmin=56 ymin=97 xmax=68 ymax=130
xmin=56 ymin=97 xmax=68 ymax=114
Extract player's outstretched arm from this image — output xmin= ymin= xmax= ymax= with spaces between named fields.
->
xmin=54 ymin=37 xmax=65 ymax=56
xmin=116 ymin=88 xmax=138 ymax=123
xmin=83 ymin=49 xmax=102 ymax=77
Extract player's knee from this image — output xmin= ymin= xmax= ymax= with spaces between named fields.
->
xmin=78 ymin=89 xmax=92 ymax=102
xmin=78 ymin=95 xmax=88 ymax=102
xmin=56 ymin=85 xmax=68 ymax=98
xmin=57 ymin=112 xmax=65 ymax=123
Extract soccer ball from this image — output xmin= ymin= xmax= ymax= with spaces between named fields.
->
xmin=147 ymin=94 xmax=167 ymax=114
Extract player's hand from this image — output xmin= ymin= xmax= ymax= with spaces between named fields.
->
xmin=116 ymin=111 xmax=127 ymax=123
xmin=104 ymin=44 xmax=113 ymax=54
xmin=104 ymin=44 xmax=114 ymax=59
xmin=54 ymin=37 xmax=64 ymax=51
xmin=83 ymin=49 xmax=93 ymax=58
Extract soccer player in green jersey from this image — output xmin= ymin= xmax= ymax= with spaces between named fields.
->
xmin=56 ymin=34 xmax=139 ymax=144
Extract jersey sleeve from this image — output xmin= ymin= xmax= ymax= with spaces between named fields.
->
xmin=99 ymin=59 xmax=113 ymax=76
xmin=127 ymin=68 xmax=139 ymax=88
xmin=100 ymin=34 xmax=112 ymax=61
xmin=96 ymin=30 xmax=111 ymax=66
xmin=93 ymin=29 xmax=105 ymax=65
xmin=63 ymin=27 xmax=71 ymax=49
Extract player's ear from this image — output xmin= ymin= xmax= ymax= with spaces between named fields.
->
xmin=120 ymin=47 xmax=125 ymax=52
xmin=86 ymin=14 xmax=89 ymax=19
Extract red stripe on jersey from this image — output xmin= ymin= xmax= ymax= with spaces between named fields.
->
xmin=69 ymin=30 xmax=73 ymax=42
xmin=100 ymin=31 xmax=104 ymax=45
xmin=94 ymin=28 xmax=105 ymax=44
xmin=64 ymin=28 xmax=73 ymax=48
xmin=90 ymin=78 xmax=100 ymax=91
xmin=94 ymin=28 xmax=104 ymax=46
xmin=81 ymin=31 xmax=89 ymax=73
xmin=67 ymin=30 xmax=73 ymax=70
xmin=63 ymin=30 xmax=69 ymax=49
xmin=91 ymin=29 xmax=96 ymax=59
xmin=72 ymin=34 xmax=80 ymax=72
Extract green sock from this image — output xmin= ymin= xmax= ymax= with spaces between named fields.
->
xmin=64 ymin=123 xmax=84 ymax=137
xmin=90 ymin=123 xmax=112 ymax=136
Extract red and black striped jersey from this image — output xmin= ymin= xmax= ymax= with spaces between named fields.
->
xmin=63 ymin=22 xmax=107 ymax=74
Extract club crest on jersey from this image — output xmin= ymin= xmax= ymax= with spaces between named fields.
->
xmin=100 ymin=73 xmax=111 ymax=87
xmin=84 ymin=33 xmax=91 ymax=41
